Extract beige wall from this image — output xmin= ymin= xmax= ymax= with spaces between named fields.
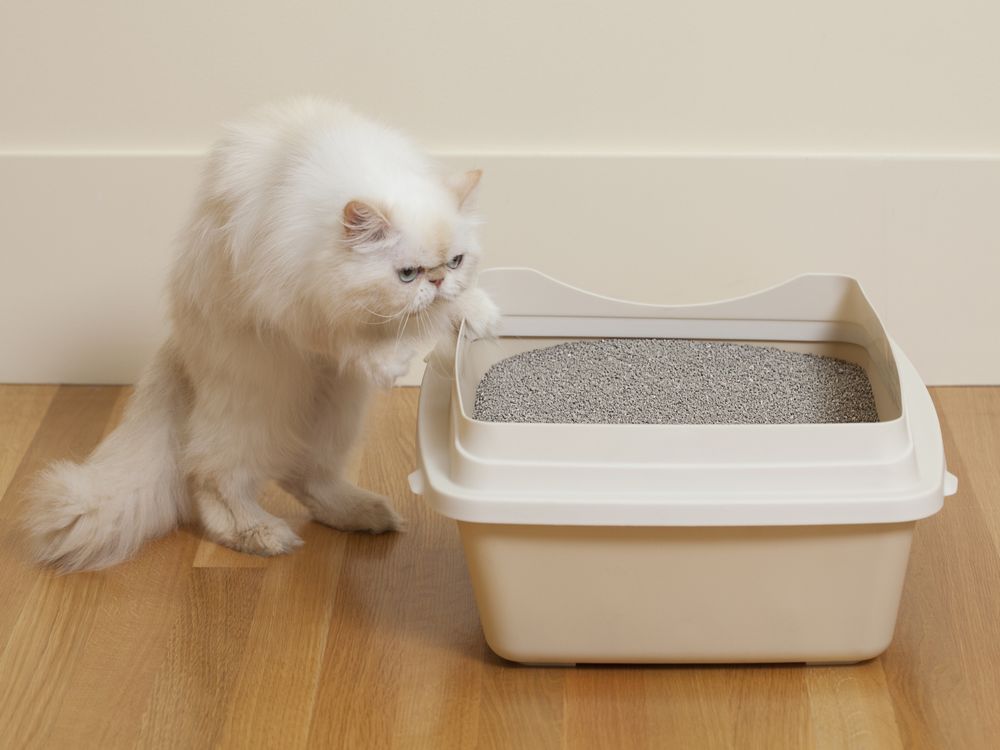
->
xmin=4 ymin=0 xmax=1000 ymax=153
xmin=1 ymin=2 xmax=998 ymax=384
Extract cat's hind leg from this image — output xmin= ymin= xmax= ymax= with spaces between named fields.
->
xmin=194 ymin=471 xmax=303 ymax=555
xmin=185 ymin=376 xmax=306 ymax=556
xmin=282 ymin=369 xmax=404 ymax=534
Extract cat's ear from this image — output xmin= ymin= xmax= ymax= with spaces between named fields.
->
xmin=342 ymin=200 xmax=395 ymax=251
xmin=446 ymin=169 xmax=482 ymax=211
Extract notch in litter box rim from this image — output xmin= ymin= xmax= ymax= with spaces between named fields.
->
xmin=453 ymin=268 xmax=902 ymax=427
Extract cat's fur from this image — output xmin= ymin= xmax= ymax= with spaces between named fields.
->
xmin=26 ymin=98 xmax=499 ymax=571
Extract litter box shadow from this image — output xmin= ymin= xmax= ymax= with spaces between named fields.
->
xmin=317 ymin=518 xmax=884 ymax=670
xmin=321 ymin=516 xmax=492 ymax=665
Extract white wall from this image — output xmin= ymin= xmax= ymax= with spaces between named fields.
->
xmin=2 ymin=1 xmax=999 ymax=384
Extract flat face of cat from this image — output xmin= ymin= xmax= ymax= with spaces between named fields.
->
xmin=336 ymin=170 xmax=483 ymax=326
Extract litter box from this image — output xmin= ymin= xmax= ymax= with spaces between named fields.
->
xmin=409 ymin=269 xmax=957 ymax=665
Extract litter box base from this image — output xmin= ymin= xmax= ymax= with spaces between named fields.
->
xmin=459 ymin=521 xmax=914 ymax=666
xmin=805 ymin=661 xmax=867 ymax=666
xmin=515 ymin=661 xmax=867 ymax=667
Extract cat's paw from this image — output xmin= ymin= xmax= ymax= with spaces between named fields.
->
xmin=310 ymin=483 xmax=406 ymax=534
xmin=230 ymin=518 xmax=304 ymax=556
xmin=460 ymin=287 xmax=501 ymax=341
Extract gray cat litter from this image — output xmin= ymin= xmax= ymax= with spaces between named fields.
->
xmin=473 ymin=339 xmax=879 ymax=425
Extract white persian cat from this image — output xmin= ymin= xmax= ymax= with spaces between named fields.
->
xmin=26 ymin=98 xmax=499 ymax=571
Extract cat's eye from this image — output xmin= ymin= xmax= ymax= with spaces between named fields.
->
xmin=398 ymin=267 xmax=420 ymax=283
xmin=446 ymin=254 xmax=464 ymax=270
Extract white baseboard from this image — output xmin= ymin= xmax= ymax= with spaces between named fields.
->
xmin=2 ymin=153 xmax=998 ymax=385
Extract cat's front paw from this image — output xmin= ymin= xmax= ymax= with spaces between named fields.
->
xmin=308 ymin=481 xmax=406 ymax=534
xmin=460 ymin=287 xmax=501 ymax=341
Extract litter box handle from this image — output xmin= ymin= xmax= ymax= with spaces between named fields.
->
xmin=944 ymin=471 xmax=959 ymax=497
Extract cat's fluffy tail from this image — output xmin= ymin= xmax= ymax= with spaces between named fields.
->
xmin=26 ymin=342 xmax=189 ymax=572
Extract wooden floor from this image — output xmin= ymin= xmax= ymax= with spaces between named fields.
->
xmin=0 ymin=385 xmax=998 ymax=749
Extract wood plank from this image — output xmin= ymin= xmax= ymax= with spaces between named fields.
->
xmin=212 ymin=492 xmax=347 ymax=750
xmin=806 ymin=662 xmax=903 ymax=750
xmin=0 ymin=386 xmax=122 ymax=651
xmin=563 ymin=668 xmax=649 ymax=749
xmin=729 ymin=667 xmax=812 ymax=749
xmin=0 ymin=385 xmax=202 ymax=749
xmin=637 ymin=669 xmax=738 ymax=749
xmin=0 ymin=531 xmax=201 ymax=750
xmin=0 ymin=385 xmax=57 ymax=499
xmin=304 ymin=389 xmax=497 ymax=749
xmin=386 ymin=483 xmax=487 ymax=745
xmin=134 ymin=569 xmax=265 ymax=749
xmin=384 ymin=519 xmax=487 ymax=750
xmin=619 ymin=666 xmax=814 ymax=750
xmin=306 ymin=389 xmax=425 ymax=748
xmin=934 ymin=387 xmax=1000 ymax=554
xmin=0 ymin=570 xmax=107 ymax=748
xmin=476 ymin=662 xmax=564 ymax=750
xmin=878 ymin=389 xmax=1000 ymax=750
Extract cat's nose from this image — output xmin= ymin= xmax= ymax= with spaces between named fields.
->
xmin=430 ymin=278 xmax=443 ymax=288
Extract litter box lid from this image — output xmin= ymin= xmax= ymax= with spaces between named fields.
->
xmin=411 ymin=269 xmax=956 ymax=526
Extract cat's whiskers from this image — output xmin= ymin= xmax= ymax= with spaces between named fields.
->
xmin=359 ymin=301 xmax=410 ymax=325
xmin=362 ymin=305 xmax=402 ymax=319
xmin=392 ymin=298 xmax=413 ymax=354
xmin=393 ymin=285 xmax=427 ymax=355
xmin=393 ymin=310 xmax=411 ymax=356
xmin=414 ymin=306 xmax=426 ymax=342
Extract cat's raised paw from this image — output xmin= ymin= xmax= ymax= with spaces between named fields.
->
xmin=461 ymin=287 xmax=501 ymax=341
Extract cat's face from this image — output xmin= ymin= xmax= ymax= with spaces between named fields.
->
xmin=335 ymin=170 xmax=483 ymax=326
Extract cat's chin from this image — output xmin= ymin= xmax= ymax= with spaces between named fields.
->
xmin=433 ymin=286 xmax=467 ymax=305
xmin=414 ymin=296 xmax=449 ymax=315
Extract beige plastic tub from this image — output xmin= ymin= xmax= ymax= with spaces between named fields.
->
xmin=410 ymin=269 xmax=956 ymax=665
